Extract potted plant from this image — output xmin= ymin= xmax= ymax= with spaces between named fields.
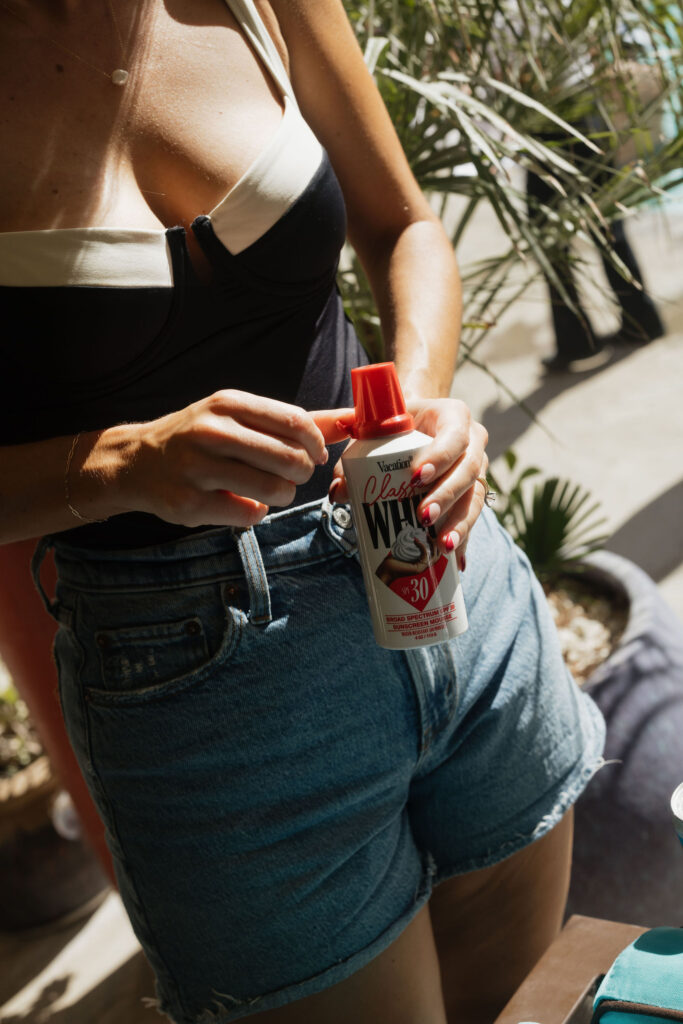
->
xmin=0 ymin=657 xmax=108 ymax=931
xmin=489 ymin=453 xmax=683 ymax=927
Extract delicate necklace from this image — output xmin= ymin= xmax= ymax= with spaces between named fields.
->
xmin=0 ymin=0 xmax=130 ymax=86
xmin=105 ymin=0 xmax=130 ymax=86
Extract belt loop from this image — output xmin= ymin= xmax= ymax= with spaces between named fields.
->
xmin=234 ymin=527 xmax=272 ymax=626
xmin=30 ymin=535 xmax=69 ymax=624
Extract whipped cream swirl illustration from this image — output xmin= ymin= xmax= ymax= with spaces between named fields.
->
xmin=392 ymin=523 xmax=430 ymax=563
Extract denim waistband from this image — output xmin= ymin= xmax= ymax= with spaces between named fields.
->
xmin=31 ymin=497 xmax=358 ymax=628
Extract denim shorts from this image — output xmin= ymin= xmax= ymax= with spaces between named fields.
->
xmin=32 ymin=499 xmax=605 ymax=1024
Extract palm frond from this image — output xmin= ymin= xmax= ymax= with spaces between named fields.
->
xmin=341 ymin=0 xmax=683 ymax=360
xmin=489 ymin=455 xmax=610 ymax=579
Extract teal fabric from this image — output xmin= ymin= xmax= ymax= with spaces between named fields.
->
xmin=594 ymin=928 xmax=683 ymax=1014
xmin=601 ymin=1016 xmax=672 ymax=1023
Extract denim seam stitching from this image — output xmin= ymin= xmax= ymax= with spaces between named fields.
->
xmin=54 ymin=550 xmax=347 ymax=595
xmin=82 ymin=723 xmax=190 ymax=1017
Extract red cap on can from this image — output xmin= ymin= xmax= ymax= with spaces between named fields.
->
xmin=348 ymin=362 xmax=415 ymax=439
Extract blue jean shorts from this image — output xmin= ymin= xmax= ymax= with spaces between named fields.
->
xmin=32 ymin=499 xmax=604 ymax=1023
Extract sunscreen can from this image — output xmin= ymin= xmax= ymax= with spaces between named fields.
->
xmin=341 ymin=362 xmax=468 ymax=650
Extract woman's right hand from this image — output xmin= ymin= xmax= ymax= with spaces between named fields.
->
xmin=108 ymin=390 xmax=345 ymax=528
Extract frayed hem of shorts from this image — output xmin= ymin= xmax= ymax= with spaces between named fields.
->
xmin=149 ymin=855 xmax=437 ymax=1024
xmin=433 ymin=748 xmax=610 ymax=884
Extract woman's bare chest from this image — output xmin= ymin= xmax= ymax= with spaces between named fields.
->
xmin=0 ymin=0 xmax=286 ymax=233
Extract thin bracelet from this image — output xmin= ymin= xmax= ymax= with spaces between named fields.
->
xmin=64 ymin=432 xmax=105 ymax=524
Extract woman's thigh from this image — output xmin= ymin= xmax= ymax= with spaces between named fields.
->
xmin=429 ymin=810 xmax=574 ymax=1023
xmin=241 ymin=811 xmax=574 ymax=1024
xmin=246 ymin=905 xmax=447 ymax=1024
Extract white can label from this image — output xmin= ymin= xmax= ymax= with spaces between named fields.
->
xmin=343 ymin=447 xmax=468 ymax=649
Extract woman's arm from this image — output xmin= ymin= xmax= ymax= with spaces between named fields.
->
xmin=272 ymin=0 xmax=488 ymax=560
xmin=269 ymin=0 xmax=460 ymax=399
xmin=0 ymin=393 xmax=340 ymax=544
xmin=0 ymin=428 xmax=133 ymax=544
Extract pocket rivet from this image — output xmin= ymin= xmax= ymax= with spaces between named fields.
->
xmin=96 ymin=634 xmax=111 ymax=649
xmin=185 ymin=619 xmax=202 ymax=636
xmin=226 ymin=585 xmax=238 ymax=598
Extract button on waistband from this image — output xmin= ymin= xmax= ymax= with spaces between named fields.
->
xmin=332 ymin=506 xmax=353 ymax=530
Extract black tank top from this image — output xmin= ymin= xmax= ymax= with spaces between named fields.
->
xmin=0 ymin=1 xmax=368 ymax=548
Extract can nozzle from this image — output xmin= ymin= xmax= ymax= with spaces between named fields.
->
xmin=348 ymin=362 xmax=415 ymax=440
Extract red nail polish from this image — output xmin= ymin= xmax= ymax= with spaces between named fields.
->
xmin=459 ymin=554 xmax=467 ymax=573
xmin=410 ymin=469 xmax=422 ymax=487
xmin=422 ymin=502 xmax=440 ymax=527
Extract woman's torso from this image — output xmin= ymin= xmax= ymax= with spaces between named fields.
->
xmin=0 ymin=0 xmax=291 ymax=237
xmin=0 ymin=0 xmax=366 ymax=546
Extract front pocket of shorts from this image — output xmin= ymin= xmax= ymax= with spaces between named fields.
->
xmin=79 ymin=580 xmax=244 ymax=706
xmin=92 ymin=616 xmax=210 ymax=699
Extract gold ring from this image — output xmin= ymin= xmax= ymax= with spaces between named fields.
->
xmin=476 ymin=475 xmax=496 ymax=508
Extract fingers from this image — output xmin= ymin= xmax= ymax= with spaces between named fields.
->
xmin=441 ymin=483 xmax=487 ymax=562
xmin=311 ymin=408 xmax=354 ymax=445
xmin=404 ymin=401 xmax=488 ymax=560
xmin=191 ymin=452 xmax=301 ymax=507
xmin=157 ymin=487 xmax=269 ymax=530
xmin=201 ymin=492 xmax=269 ymax=529
xmin=136 ymin=392 xmax=354 ymax=529
xmin=209 ymin=391 xmax=329 ymax=466
xmin=203 ymin=398 xmax=354 ymax=488
xmin=415 ymin=421 xmax=487 ymax=522
xmin=206 ymin=422 xmax=323 ymax=487
xmin=327 ymin=460 xmax=348 ymax=503
xmin=323 ymin=397 xmax=489 ymax=571
xmin=407 ymin=398 xmax=472 ymax=485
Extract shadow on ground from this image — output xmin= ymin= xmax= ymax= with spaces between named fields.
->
xmin=606 ymin=479 xmax=683 ymax=582
xmin=478 ymin=343 xmax=639 ymax=461
xmin=0 ymin=918 xmax=88 ymax=1008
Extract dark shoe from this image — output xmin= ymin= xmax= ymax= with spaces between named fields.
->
xmin=542 ymin=346 xmax=613 ymax=374
xmin=609 ymin=321 xmax=665 ymax=346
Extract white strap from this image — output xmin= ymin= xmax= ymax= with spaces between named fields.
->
xmin=209 ymin=97 xmax=322 ymax=254
xmin=222 ymin=0 xmax=294 ymax=101
xmin=0 ymin=228 xmax=173 ymax=288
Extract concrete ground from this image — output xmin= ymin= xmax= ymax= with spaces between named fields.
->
xmin=1 ymin=201 xmax=681 ymax=1023
xmin=453 ymin=196 xmax=683 ymax=621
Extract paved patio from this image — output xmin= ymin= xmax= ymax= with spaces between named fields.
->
xmin=1 ymin=200 xmax=681 ymax=1023
xmin=454 ymin=195 xmax=683 ymax=618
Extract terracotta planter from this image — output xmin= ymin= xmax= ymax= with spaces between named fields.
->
xmin=0 ymin=755 xmax=109 ymax=931
xmin=0 ymin=539 xmax=113 ymax=879
xmin=0 ymin=755 xmax=56 ymax=843
xmin=565 ymin=551 xmax=683 ymax=927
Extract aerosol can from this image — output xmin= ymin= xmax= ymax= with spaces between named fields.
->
xmin=341 ymin=362 xmax=468 ymax=650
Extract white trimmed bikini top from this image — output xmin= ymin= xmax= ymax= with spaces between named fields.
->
xmin=0 ymin=0 xmax=323 ymax=287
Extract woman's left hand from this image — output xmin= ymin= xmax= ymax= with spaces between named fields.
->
xmin=325 ymin=398 xmax=489 ymax=571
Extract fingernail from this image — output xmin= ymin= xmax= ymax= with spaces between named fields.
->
xmin=421 ymin=502 xmax=440 ymax=526
xmin=445 ymin=531 xmax=460 ymax=552
xmin=411 ymin=462 xmax=435 ymax=487
xmin=460 ymin=554 xmax=467 ymax=573
xmin=316 ymin=448 xmax=329 ymax=467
